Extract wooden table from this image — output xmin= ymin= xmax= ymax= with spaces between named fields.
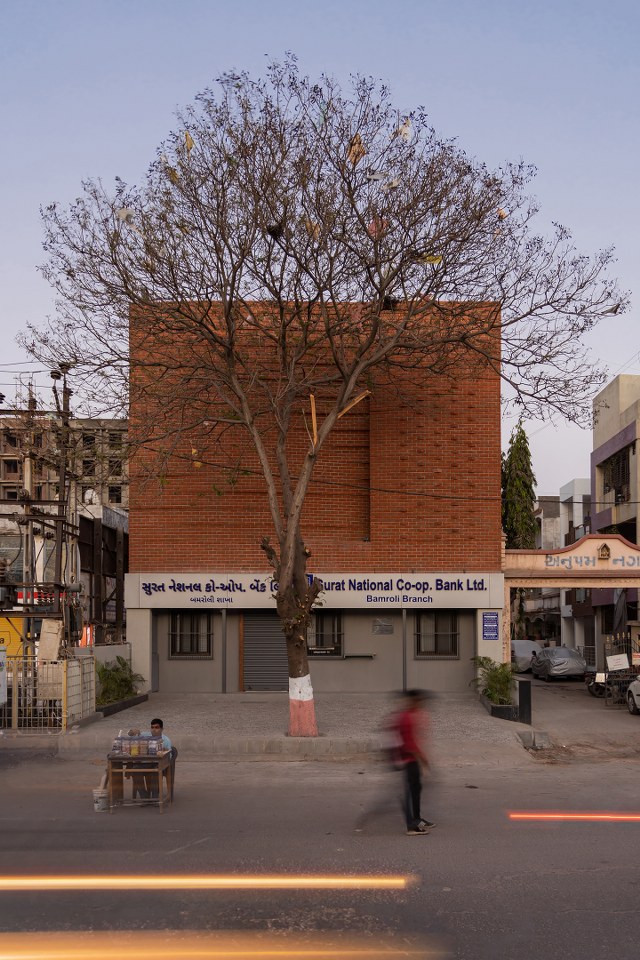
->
xmin=107 ymin=751 xmax=172 ymax=813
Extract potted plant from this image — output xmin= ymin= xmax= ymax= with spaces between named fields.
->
xmin=471 ymin=655 xmax=519 ymax=721
xmin=96 ymin=656 xmax=147 ymax=716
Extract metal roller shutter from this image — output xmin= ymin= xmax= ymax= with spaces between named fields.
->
xmin=243 ymin=612 xmax=288 ymax=690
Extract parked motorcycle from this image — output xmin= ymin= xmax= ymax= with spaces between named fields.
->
xmin=586 ymin=675 xmax=606 ymax=697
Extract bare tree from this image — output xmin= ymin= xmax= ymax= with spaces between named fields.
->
xmin=23 ymin=56 xmax=626 ymax=735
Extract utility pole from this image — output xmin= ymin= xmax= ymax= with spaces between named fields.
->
xmin=50 ymin=364 xmax=72 ymax=641
xmin=21 ymin=388 xmax=37 ymax=654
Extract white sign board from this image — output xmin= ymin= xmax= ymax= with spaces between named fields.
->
xmin=606 ymin=653 xmax=629 ymax=672
xmin=126 ymin=572 xmax=504 ymax=611
xmin=38 ymin=620 xmax=63 ymax=661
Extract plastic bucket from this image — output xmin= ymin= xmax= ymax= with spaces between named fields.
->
xmin=92 ymin=788 xmax=109 ymax=813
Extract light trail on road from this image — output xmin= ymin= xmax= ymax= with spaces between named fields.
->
xmin=0 ymin=873 xmax=413 ymax=892
xmin=508 ymin=811 xmax=640 ymax=822
xmin=0 ymin=931 xmax=450 ymax=960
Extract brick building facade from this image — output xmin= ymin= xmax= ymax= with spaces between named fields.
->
xmin=125 ymin=305 xmax=505 ymax=694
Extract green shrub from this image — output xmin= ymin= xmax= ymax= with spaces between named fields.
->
xmin=96 ymin=655 xmax=144 ymax=706
xmin=470 ymin=655 xmax=515 ymax=705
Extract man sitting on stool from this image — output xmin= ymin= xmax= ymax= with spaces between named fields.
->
xmin=145 ymin=718 xmax=172 ymax=800
xmin=127 ymin=718 xmax=173 ymax=801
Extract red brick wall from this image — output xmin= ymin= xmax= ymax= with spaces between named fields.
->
xmin=129 ymin=309 xmax=502 ymax=574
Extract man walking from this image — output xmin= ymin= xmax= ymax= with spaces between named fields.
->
xmin=393 ymin=689 xmax=435 ymax=835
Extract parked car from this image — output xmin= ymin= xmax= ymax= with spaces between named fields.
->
xmin=531 ymin=646 xmax=587 ymax=681
xmin=511 ymin=639 xmax=542 ymax=673
xmin=627 ymin=677 xmax=640 ymax=714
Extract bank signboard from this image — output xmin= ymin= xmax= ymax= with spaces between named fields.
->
xmin=126 ymin=572 xmax=504 ymax=610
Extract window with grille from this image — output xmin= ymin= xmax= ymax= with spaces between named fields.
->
xmin=307 ymin=612 xmax=343 ymax=657
xmin=415 ymin=612 xmax=459 ymax=659
xmin=169 ymin=612 xmax=213 ymax=659
xmin=602 ymin=446 xmax=631 ymax=502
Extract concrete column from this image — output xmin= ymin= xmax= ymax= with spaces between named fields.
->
xmin=127 ymin=608 xmax=153 ymax=693
xmin=502 ymin=580 xmax=511 ymax=662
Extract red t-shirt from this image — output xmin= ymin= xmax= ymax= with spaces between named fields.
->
xmin=394 ymin=706 xmax=426 ymax=764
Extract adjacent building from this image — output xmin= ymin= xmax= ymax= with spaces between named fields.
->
xmin=590 ymin=375 xmax=640 ymax=643
xmin=526 ymin=484 xmax=593 ymax=653
xmin=0 ymin=404 xmax=129 ymax=650
xmin=558 ymin=479 xmax=593 ymax=659
xmin=521 ymin=495 xmax=562 ymax=645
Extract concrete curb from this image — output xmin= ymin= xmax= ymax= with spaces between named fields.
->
xmin=2 ymin=731 xmax=535 ymax=767
xmin=517 ymin=729 xmax=553 ymax=750
xmin=1 ymin=730 xmax=384 ymax=762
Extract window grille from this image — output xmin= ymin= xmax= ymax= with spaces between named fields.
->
xmin=415 ymin=612 xmax=459 ymax=659
xmin=602 ymin=446 xmax=631 ymax=501
xmin=169 ymin=612 xmax=213 ymax=659
xmin=308 ymin=612 xmax=343 ymax=657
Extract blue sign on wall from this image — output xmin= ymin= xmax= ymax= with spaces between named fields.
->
xmin=482 ymin=612 xmax=499 ymax=641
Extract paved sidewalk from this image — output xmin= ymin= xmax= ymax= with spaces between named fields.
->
xmin=0 ymin=690 xmax=531 ymax=767
xmin=2 ymin=680 xmax=639 ymax=765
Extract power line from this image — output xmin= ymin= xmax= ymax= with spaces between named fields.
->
xmin=0 ymin=361 xmax=47 ymax=369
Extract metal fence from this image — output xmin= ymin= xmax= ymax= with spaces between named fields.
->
xmin=0 ymin=654 xmax=96 ymax=732
xmin=580 ymin=641 xmax=596 ymax=669
xmin=604 ymin=631 xmax=640 ymax=669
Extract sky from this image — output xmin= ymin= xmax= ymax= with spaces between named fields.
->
xmin=0 ymin=0 xmax=638 ymax=495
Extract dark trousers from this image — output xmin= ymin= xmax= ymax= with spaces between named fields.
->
xmin=130 ymin=763 xmax=158 ymax=800
xmin=402 ymin=760 xmax=422 ymax=829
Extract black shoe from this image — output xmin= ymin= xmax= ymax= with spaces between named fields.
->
xmin=406 ymin=824 xmax=430 ymax=835
xmin=419 ymin=819 xmax=436 ymax=829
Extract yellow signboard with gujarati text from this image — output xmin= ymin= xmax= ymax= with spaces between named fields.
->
xmin=0 ymin=618 xmax=27 ymax=657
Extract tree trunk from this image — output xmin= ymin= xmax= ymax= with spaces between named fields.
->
xmin=262 ymin=534 xmax=321 ymax=736
xmin=288 ymin=674 xmax=318 ymax=737
xmin=280 ymin=594 xmax=319 ymax=737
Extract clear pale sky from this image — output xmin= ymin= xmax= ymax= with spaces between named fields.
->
xmin=1 ymin=0 xmax=638 ymax=494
